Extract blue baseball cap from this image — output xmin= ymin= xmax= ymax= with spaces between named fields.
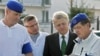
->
xmin=6 ymin=0 xmax=23 ymax=13
xmin=70 ymin=13 xmax=89 ymax=28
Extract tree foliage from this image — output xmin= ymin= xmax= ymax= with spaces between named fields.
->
xmin=69 ymin=0 xmax=95 ymax=22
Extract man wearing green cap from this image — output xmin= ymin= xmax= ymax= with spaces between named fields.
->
xmin=70 ymin=13 xmax=100 ymax=56
xmin=0 ymin=0 xmax=33 ymax=56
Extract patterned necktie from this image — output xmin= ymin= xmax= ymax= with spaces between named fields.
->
xmin=61 ymin=35 xmax=66 ymax=56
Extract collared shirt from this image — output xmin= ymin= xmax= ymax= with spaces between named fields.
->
xmin=30 ymin=31 xmax=49 ymax=56
xmin=59 ymin=31 xmax=69 ymax=49
xmin=72 ymin=31 xmax=100 ymax=56
xmin=0 ymin=20 xmax=32 ymax=56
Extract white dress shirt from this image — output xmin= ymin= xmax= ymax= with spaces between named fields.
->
xmin=59 ymin=31 xmax=69 ymax=49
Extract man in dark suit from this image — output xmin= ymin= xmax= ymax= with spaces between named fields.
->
xmin=43 ymin=11 xmax=77 ymax=56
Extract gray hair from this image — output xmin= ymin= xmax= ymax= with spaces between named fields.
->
xmin=23 ymin=14 xmax=38 ymax=23
xmin=52 ymin=11 xmax=69 ymax=22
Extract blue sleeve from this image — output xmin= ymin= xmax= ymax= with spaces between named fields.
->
xmin=22 ymin=42 xmax=32 ymax=54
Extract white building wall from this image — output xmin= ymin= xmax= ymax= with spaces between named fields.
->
xmin=0 ymin=0 xmax=100 ymax=33
xmin=49 ymin=0 xmax=69 ymax=19
xmin=24 ymin=7 xmax=43 ymax=22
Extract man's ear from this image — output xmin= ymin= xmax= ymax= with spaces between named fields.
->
xmin=86 ymin=23 xmax=91 ymax=28
xmin=6 ymin=8 xmax=10 ymax=14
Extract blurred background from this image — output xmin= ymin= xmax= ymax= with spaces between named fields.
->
xmin=0 ymin=0 xmax=100 ymax=33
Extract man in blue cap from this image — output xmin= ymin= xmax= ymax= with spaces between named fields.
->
xmin=70 ymin=13 xmax=100 ymax=56
xmin=0 ymin=0 xmax=33 ymax=56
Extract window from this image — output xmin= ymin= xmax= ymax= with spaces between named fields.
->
xmin=44 ymin=0 xmax=50 ymax=5
xmin=42 ymin=10 xmax=49 ymax=23
xmin=42 ymin=0 xmax=51 ymax=5
xmin=0 ymin=0 xmax=2 ymax=2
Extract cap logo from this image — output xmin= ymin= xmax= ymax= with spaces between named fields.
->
xmin=72 ymin=19 xmax=77 ymax=24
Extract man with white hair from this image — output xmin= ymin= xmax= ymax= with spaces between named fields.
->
xmin=43 ymin=11 xmax=77 ymax=56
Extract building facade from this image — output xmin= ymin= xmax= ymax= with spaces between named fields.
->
xmin=0 ymin=0 xmax=100 ymax=33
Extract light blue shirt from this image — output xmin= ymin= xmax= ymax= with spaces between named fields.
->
xmin=72 ymin=31 xmax=100 ymax=56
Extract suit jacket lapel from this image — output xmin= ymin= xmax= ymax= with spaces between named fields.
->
xmin=65 ymin=31 xmax=76 ymax=55
xmin=54 ymin=33 xmax=62 ymax=55
xmin=67 ymin=32 xmax=73 ymax=48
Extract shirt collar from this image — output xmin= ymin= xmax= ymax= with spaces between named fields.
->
xmin=74 ymin=31 xmax=93 ymax=44
xmin=0 ymin=19 xmax=6 ymax=27
xmin=0 ymin=19 xmax=18 ymax=28
xmin=30 ymin=32 xmax=40 ymax=36
xmin=82 ymin=31 xmax=93 ymax=42
xmin=59 ymin=30 xmax=69 ymax=39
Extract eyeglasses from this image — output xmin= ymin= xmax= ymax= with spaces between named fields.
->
xmin=25 ymin=25 xmax=34 ymax=28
